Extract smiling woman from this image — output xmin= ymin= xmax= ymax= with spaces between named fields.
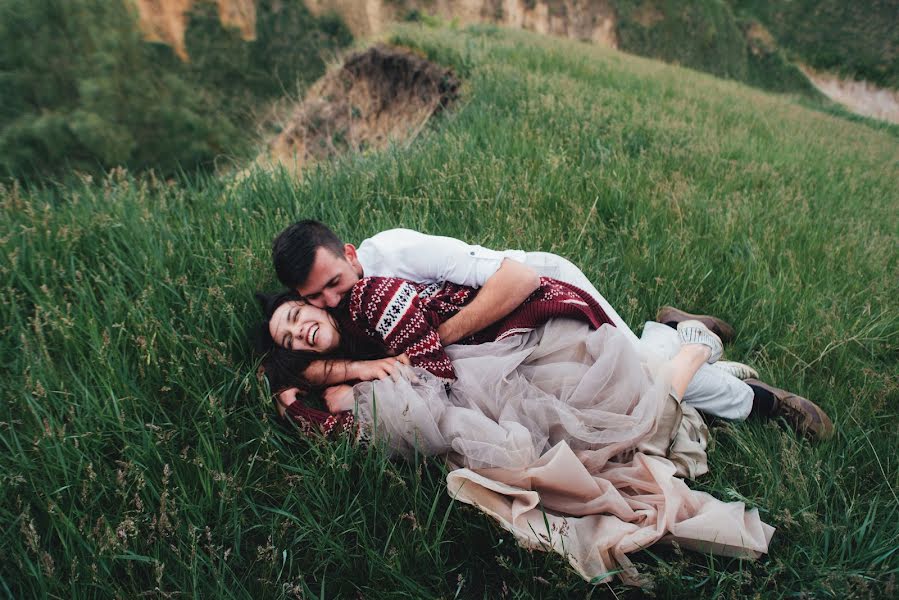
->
xmin=268 ymin=300 xmax=341 ymax=353
xmin=252 ymin=290 xmax=389 ymax=399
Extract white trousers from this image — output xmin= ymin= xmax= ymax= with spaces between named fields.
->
xmin=524 ymin=252 xmax=753 ymax=421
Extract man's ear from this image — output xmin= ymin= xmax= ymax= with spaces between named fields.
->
xmin=344 ymin=243 xmax=363 ymax=275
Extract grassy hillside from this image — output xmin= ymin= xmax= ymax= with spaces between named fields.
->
xmin=2 ymin=24 xmax=897 ymax=598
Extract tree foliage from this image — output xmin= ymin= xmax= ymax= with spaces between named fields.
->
xmin=0 ymin=0 xmax=352 ymax=183
xmin=613 ymin=0 xmax=817 ymax=97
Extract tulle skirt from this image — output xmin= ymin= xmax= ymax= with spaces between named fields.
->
xmin=352 ymin=320 xmax=773 ymax=584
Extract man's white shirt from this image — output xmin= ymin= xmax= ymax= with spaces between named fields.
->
xmin=356 ymin=228 xmax=525 ymax=288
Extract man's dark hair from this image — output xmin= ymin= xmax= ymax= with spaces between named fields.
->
xmin=272 ymin=220 xmax=345 ymax=289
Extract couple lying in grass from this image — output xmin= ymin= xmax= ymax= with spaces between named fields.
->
xmin=255 ymin=220 xmax=833 ymax=584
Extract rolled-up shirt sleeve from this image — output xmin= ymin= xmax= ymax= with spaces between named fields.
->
xmin=356 ymin=229 xmax=525 ymax=289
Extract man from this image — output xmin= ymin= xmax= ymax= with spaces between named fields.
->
xmin=270 ymin=220 xmax=834 ymax=440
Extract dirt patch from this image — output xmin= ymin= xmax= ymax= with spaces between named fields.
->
xmin=262 ymin=45 xmax=460 ymax=175
xmin=801 ymin=65 xmax=899 ymax=125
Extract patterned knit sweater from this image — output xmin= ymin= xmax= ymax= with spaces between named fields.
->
xmin=337 ymin=276 xmax=614 ymax=384
xmin=282 ymin=276 xmax=614 ymax=437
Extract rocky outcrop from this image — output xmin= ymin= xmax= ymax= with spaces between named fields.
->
xmin=306 ymin=0 xmax=618 ymax=48
xmin=133 ymin=0 xmax=256 ymax=60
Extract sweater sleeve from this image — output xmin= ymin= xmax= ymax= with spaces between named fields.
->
xmin=349 ymin=277 xmax=457 ymax=383
xmin=283 ymin=400 xmax=358 ymax=441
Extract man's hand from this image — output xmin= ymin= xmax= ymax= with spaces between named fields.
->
xmin=323 ymin=384 xmax=355 ymax=413
xmin=276 ymin=387 xmax=300 ymax=419
xmin=278 ymin=385 xmax=354 ymax=416
xmin=437 ymin=258 xmax=540 ymax=345
xmin=348 ymin=354 xmax=411 ymax=381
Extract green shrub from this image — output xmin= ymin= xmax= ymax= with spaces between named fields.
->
xmin=0 ymin=0 xmax=234 ymax=181
xmin=738 ymin=18 xmax=820 ymax=96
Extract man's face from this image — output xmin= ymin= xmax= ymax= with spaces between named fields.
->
xmin=296 ymin=245 xmax=363 ymax=309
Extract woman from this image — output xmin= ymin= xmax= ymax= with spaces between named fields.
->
xmin=256 ymin=276 xmax=773 ymax=585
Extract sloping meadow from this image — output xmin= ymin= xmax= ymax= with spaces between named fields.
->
xmin=2 ymin=24 xmax=897 ymax=598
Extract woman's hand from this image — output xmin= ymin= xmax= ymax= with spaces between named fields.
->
xmin=349 ymin=354 xmax=411 ymax=381
xmin=276 ymin=387 xmax=300 ymax=418
xmin=323 ymin=384 xmax=355 ymax=413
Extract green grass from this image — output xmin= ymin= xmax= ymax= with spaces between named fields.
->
xmin=2 ymin=24 xmax=898 ymax=598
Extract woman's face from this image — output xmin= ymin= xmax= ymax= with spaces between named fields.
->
xmin=269 ymin=300 xmax=340 ymax=353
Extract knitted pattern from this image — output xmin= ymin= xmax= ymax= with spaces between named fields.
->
xmin=284 ymin=400 xmax=357 ymax=439
xmin=345 ymin=277 xmax=458 ymax=384
xmin=340 ymin=276 xmax=615 ymax=383
xmin=465 ymin=277 xmax=614 ymax=344
xmin=283 ymin=276 xmax=615 ymax=437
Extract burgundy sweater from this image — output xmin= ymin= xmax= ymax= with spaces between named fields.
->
xmin=284 ymin=276 xmax=614 ymax=435
xmin=340 ymin=276 xmax=614 ymax=383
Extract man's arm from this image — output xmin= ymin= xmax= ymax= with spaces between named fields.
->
xmin=303 ymin=355 xmax=411 ymax=385
xmin=437 ymin=258 xmax=540 ymax=345
xmin=276 ymin=355 xmax=411 ymax=413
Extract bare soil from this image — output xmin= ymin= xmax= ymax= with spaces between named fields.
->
xmin=263 ymin=45 xmax=460 ymax=175
xmin=801 ymin=65 xmax=899 ymax=125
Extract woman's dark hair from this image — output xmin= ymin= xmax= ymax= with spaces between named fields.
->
xmin=252 ymin=290 xmax=386 ymax=399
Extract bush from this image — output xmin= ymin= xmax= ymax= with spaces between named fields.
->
xmin=738 ymin=18 xmax=820 ymax=96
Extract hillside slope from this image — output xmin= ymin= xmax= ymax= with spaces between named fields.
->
xmin=309 ymin=0 xmax=899 ymax=122
xmin=2 ymin=24 xmax=897 ymax=599
xmin=308 ymin=0 xmax=817 ymax=96
xmin=726 ymin=0 xmax=899 ymax=89
xmin=306 ymin=0 xmax=619 ymax=46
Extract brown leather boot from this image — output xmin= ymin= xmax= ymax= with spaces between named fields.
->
xmin=744 ymin=379 xmax=835 ymax=441
xmin=656 ymin=306 xmax=736 ymax=343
